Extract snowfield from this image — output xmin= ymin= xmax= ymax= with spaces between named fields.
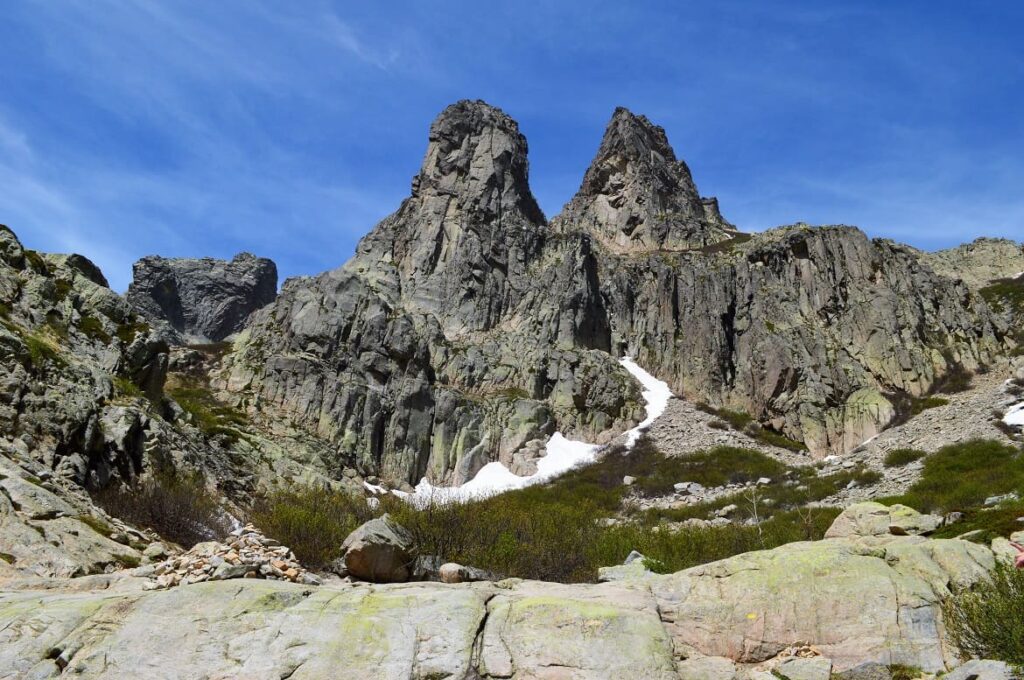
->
xmin=399 ymin=357 xmax=672 ymax=504
xmin=1005 ymin=401 xmax=1024 ymax=427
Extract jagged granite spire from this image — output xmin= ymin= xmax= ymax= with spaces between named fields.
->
xmin=354 ymin=100 xmax=548 ymax=334
xmin=554 ymin=107 xmax=735 ymax=251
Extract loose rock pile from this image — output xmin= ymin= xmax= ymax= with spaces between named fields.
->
xmin=144 ymin=524 xmax=319 ymax=590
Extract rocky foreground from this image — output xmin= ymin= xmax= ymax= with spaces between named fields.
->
xmin=0 ymin=503 xmax=1015 ymax=679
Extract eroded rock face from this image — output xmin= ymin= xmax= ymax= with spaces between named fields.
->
xmin=127 ymin=252 xmax=277 ymax=343
xmin=553 ymin=106 xmax=736 ymax=252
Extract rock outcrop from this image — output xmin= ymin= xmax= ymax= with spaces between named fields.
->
xmin=553 ymin=106 xmax=736 ymax=252
xmin=0 ymin=503 xmax=999 ymax=678
xmin=127 ymin=252 xmax=277 ymax=343
xmin=919 ymin=237 xmax=1024 ymax=289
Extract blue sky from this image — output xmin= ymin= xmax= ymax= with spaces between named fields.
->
xmin=1 ymin=1 xmax=1022 ymax=291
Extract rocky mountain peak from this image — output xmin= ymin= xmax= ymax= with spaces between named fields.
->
xmin=409 ymin=99 xmax=544 ymax=226
xmin=127 ymin=252 xmax=277 ymax=344
xmin=554 ymin=106 xmax=735 ymax=251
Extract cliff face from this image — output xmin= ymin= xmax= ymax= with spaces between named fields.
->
xmin=127 ymin=253 xmax=277 ymax=344
xmin=220 ymin=101 xmax=1009 ymax=484
xmin=223 ymin=102 xmax=644 ymax=484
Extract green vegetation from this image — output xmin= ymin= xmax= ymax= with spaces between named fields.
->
xmin=113 ymin=376 xmax=143 ymax=399
xmin=698 ymin=233 xmax=753 ymax=255
xmin=92 ymin=470 xmax=231 ymax=548
xmin=53 ymin=279 xmax=72 ymax=301
xmin=697 ymin=404 xmax=808 ymax=452
xmin=879 ymin=439 xmax=1024 ymax=543
xmin=887 ymin=667 xmax=924 ymax=680
xmin=250 ymin=485 xmax=376 ymax=568
xmin=944 ymin=562 xmax=1024 ymax=666
xmin=76 ymin=514 xmax=115 ymax=538
xmin=0 ymin=552 xmax=14 ymax=564
xmin=168 ymin=382 xmax=249 ymax=442
xmin=79 ymin=315 xmax=112 ymax=344
xmin=23 ymin=249 xmax=48 ymax=274
xmin=910 ymin=395 xmax=949 ymax=414
xmin=981 ymin=276 xmax=1024 ymax=316
xmin=883 ymin=448 xmax=927 ymax=468
xmin=24 ymin=332 xmax=65 ymax=370
xmin=252 ymin=437 xmax=845 ymax=582
xmin=185 ymin=341 xmax=235 ymax=359
xmin=116 ymin=320 xmax=151 ymax=345
xmin=113 ymin=553 xmax=141 ymax=569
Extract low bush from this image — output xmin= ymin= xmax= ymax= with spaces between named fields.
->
xmin=24 ymin=332 xmax=64 ymax=370
xmin=881 ymin=439 xmax=1024 ymax=516
xmin=169 ymin=382 xmax=249 ymax=442
xmin=944 ymin=562 xmax=1024 ymax=665
xmin=698 ymin=405 xmax=807 ymax=451
xmin=250 ymin=485 xmax=376 ymax=568
xmin=883 ymin=448 xmax=927 ymax=468
xmin=79 ymin=315 xmax=112 ymax=344
xmin=116 ymin=320 xmax=151 ymax=345
xmin=92 ymin=470 xmax=231 ymax=548
xmin=113 ymin=376 xmax=143 ymax=399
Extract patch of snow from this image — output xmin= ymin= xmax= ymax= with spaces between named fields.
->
xmin=1005 ymin=402 xmax=1024 ymax=427
xmin=363 ymin=481 xmax=387 ymax=495
xmin=404 ymin=357 xmax=672 ymax=504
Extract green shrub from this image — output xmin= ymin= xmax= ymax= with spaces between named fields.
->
xmin=24 ymin=332 xmax=64 ymax=369
xmin=169 ymin=383 xmax=249 ymax=442
xmin=250 ymin=485 xmax=376 ymax=568
xmin=23 ymin=249 xmax=48 ymax=274
xmin=944 ymin=562 xmax=1024 ymax=665
xmin=53 ymin=279 xmax=72 ymax=301
xmin=883 ymin=448 xmax=927 ymax=468
xmin=79 ymin=315 xmax=112 ymax=344
xmin=116 ymin=320 xmax=151 ymax=345
xmin=92 ymin=470 xmax=231 ymax=548
xmin=113 ymin=376 xmax=143 ymax=399
xmin=981 ymin=277 xmax=1024 ymax=316
xmin=881 ymin=439 xmax=1024 ymax=516
xmin=0 ymin=552 xmax=14 ymax=564
xmin=76 ymin=514 xmax=115 ymax=538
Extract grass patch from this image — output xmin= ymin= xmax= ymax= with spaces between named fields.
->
xmin=169 ymin=382 xmax=248 ymax=442
xmin=880 ymin=439 xmax=1024 ymax=520
xmin=24 ymin=332 xmax=65 ymax=370
xmin=981 ymin=276 xmax=1024 ymax=316
xmin=698 ymin=232 xmax=753 ymax=255
xmin=113 ymin=553 xmax=141 ymax=569
xmin=23 ymin=249 xmax=48 ymax=275
xmin=944 ymin=562 xmax=1024 ymax=666
xmin=92 ymin=470 xmax=231 ymax=548
xmin=250 ymin=485 xmax=376 ymax=569
xmin=883 ymin=448 xmax=927 ymax=468
xmin=53 ymin=279 xmax=72 ymax=301
xmin=116 ymin=320 xmax=151 ymax=345
xmin=79 ymin=315 xmax=112 ymax=344
xmin=76 ymin=514 xmax=115 ymax=538
xmin=113 ymin=376 xmax=143 ymax=399
xmin=0 ymin=552 xmax=14 ymax=564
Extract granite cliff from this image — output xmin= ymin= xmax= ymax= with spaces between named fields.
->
xmin=219 ymin=100 xmax=1010 ymax=485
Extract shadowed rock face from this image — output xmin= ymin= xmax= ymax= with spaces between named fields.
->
xmin=222 ymin=101 xmax=1008 ymax=484
xmin=127 ymin=253 xmax=277 ymax=343
xmin=553 ymin=106 xmax=735 ymax=251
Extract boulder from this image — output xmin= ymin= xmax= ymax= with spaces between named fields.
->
xmin=825 ymin=502 xmax=943 ymax=539
xmin=341 ymin=514 xmax=415 ymax=583
xmin=775 ymin=657 xmax=833 ymax=680
xmin=438 ymin=562 xmax=499 ymax=584
xmin=677 ymin=656 xmax=738 ymax=680
xmin=944 ymin=659 xmax=1017 ymax=680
